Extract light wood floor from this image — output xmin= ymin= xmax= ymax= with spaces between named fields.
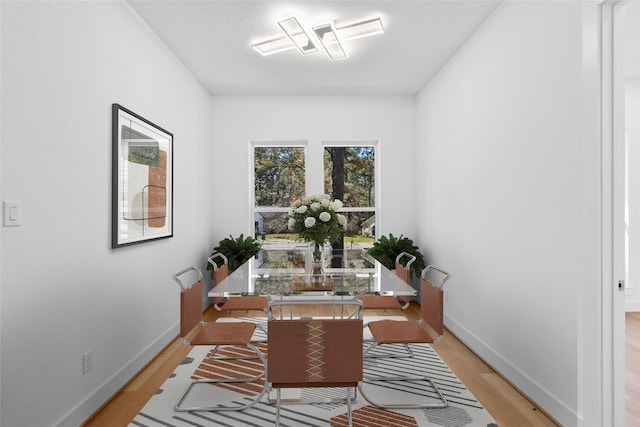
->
xmin=83 ymin=303 xmax=567 ymax=426
xmin=627 ymin=312 xmax=640 ymax=427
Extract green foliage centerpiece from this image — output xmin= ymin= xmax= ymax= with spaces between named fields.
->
xmin=207 ymin=234 xmax=261 ymax=278
xmin=288 ymin=194 xmax=346 ymax=280
xmin=367 ymin=233 xmax=426 ymax=278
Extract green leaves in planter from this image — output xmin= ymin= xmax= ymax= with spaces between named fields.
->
xmin=366 ymin=233 xmax=426 ymax=278
xmin=206 ymin=234 xmax=261 ymax=277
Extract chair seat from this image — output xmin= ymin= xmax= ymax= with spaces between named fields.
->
xmin=191 ymin=321 xmax=256 ymax=346
xmin=221 ymin=296 xmax=268 ymax=311
xmin=357 ymin=295 xmax=403 ymax=310
xmin=367 ymin=319 xmax=433 ymax=344
xmin=173 ymin=267 xmax=267 ymax=413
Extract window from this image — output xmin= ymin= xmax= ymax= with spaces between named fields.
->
xmin=252 ymin=141 xmax=377 ymax=269
xmin=253 ymin=144 xmax=307 ymax=268
xmin=324 ymin=145 xmax=376 ymax=267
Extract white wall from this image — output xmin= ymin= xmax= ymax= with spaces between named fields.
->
xmin=627 ymin=79 xmax=640 ymax=311
xmin=416 ymin=2 xmax=584 ymax=425
xmin=210 ymin=95 xmax=418 ymax=245
xmin=0 ymin=2 xmax=213 ymax=426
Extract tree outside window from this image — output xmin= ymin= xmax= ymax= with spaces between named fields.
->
xmin=252 ymin=143 xmax=376 ymax=269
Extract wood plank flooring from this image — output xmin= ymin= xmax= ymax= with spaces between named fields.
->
xmin=627 ymin=312 xmax=640 ymax=427
xmin=86 ymin=303 xmax=640 ymax=427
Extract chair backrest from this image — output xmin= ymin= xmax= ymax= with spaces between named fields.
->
xmin=268 ymin=318 xmax=363 ymax=387
xmin=420 ymin=279 xmax=444 ymax=337
xmin=208 ymin=253 xmax=229 ymax=285
xmin=213 ymin=263 xmax=228 ymax=285
xmin=395 ymin=251 xmax=416 ymax=284
xmin=180 ymin=280 xmax=203 ymax=338
xmin=420 ymin=265 xmax=450 ymax=339
xmin=267 ymin=298 xmax=363 ymax=321
xmin=173 ymin=266 xmax=205 ymax=338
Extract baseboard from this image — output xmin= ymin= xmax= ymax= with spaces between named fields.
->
xmin=626 ymin=299 xmax=640 ymax=312
xmin=444 ymin=314 xmax=577 ymax=427
xmin=54 ymin=322 xmax=180 ymax=427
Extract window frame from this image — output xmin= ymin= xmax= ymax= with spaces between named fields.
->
xmin=249 ymin=139 xmax=379 ymax=268
xmin=321 ymin=140 xmax=379 ymax=239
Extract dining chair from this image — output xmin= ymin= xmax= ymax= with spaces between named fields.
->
xmin=358 ymin=265 xmax=451 ymax=409
xmin=208 ymin=253 xmax=228 ymax=311
xmin=208 ymin=253 xmax=268 ymax=314
xmin=267 ymin=299 xmax=364 ymax=427
xmin=356 ymin=251 xmax=415 ymax=315
xmin=394 ymin=251 xmax=415 ymax=309
xmin=354 ymin=251 xmax=416 ymax=360
xmin=172 ymin=266 xmax=268 ymax=412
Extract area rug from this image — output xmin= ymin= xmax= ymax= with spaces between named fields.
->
xmin=130 ymin=317 xmax=499 ymax=427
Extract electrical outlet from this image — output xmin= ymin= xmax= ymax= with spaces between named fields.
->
xmin=82 ymin=350 xmax=94 ymax=375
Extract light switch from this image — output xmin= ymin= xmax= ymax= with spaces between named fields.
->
xmin=3 ymin=201 xmax=21 ymax=227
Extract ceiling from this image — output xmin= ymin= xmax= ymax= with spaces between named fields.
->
xmin=128 ymin=1 xmax=502 ymax=96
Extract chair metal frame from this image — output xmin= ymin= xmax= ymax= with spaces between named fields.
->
xmin=394 ymin=251 xmax=416 ymax=309
xmin=172 ymin=266 xmax=268 ymax=412
xmin=358 ymin=265 xmax=451 ymax=410
xmin=208 ymin=253 xmax=229 ymax=311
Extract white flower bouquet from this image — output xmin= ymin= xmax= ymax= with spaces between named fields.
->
xmin=287 ymin=193 xmax=347 ymax=247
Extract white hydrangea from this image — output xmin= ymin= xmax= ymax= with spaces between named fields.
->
xmin=310 ymin=202 xmax=321 ymax=211
xmin=296 ymin=205 xmax=308 ymax=214
xmin=337 ymin=214 xmax=347 ymax=227
xmin=319 ymin=211 xmax=331 ymax=222
xmin=329 ymin=199 xmax=343 ymax=211
xmin=304 ymin=217 xmax=316 ymax=228
xmin=288 ymin=217 xmax=296 ymax=231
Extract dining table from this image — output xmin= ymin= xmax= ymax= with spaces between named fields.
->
xmin=207 ymin=252 xmax=417 ymax=301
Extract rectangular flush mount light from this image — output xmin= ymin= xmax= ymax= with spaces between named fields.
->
xmin=252 ymin=16 xmax=384 ymax=58
xmin=278 ymin=17 xmax=318 ymax=55
xmin=313 ymin=23 xmax=347 ymax=60
xmin=336 ymin=17 xmax=384 ymax=42
xmin=252 ymin=36 xmax=295 ymax=56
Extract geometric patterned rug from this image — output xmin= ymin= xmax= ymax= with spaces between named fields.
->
xmin=130 ymin=317 xmax=499 ymax=427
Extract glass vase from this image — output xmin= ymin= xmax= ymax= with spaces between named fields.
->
xmin=311 ymin=242 xmax=325 ymax=284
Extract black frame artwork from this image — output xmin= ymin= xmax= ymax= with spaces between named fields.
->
xmin=112 ymin=104 xmax=173 ymax=248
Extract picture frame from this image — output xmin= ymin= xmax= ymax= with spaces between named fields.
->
xmin=112 ymin=104 xmax=173 ymax=248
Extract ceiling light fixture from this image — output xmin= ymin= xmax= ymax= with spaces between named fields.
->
xmin=313 ymin=23 xmax=347 ymax=60
xmin=336 ymin=17 xmax=384 ymax=42
xmin=251 ymin=16 xmax=384 ymax=59
xmin=277 ymin=17 xmax=318 ymax=56
xmin=252 ymin=36 xmax=296 ymax=56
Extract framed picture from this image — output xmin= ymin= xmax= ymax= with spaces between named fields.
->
xmin=112 ymin=104 xmax=173 ymax=248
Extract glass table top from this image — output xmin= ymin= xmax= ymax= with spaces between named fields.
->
xmin=208 ymin=257 xmax=416 ymax=298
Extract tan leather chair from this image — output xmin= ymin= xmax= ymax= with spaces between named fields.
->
xmin=356 ymin=251 xmax=415 ymax=314
xmin=268 ymin=319 xmax=362 ymax=426
xmin=359 ymin=265 xmax=451 ymax=409
xmin=208 ymin=253 xmax=268 ymax=314
xmin=356 ymin=251 xmax=416 ymax=359
xmin=172 ymin=266 xmax=267 ymax=412
xmin=394 ymin=251 xmax=415 ymax=309
xmin=267 ymin=299 xmax=363 ymax=427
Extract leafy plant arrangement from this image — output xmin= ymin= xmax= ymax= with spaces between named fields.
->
xmin=366 ymin=233 xmax=426 ymax=278
xmin=206 ymin=234 xmax=261 ymax=277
